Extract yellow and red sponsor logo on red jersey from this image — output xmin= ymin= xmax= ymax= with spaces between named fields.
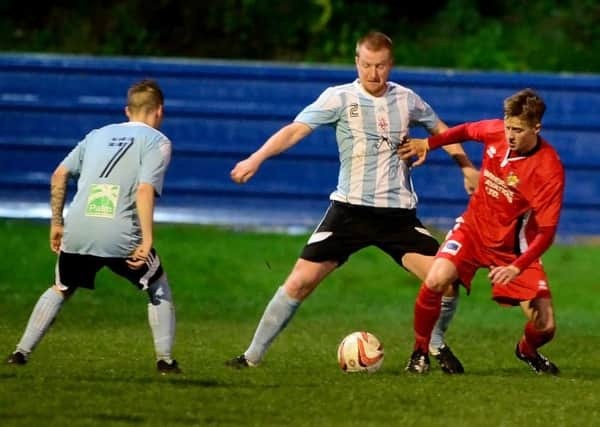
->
xmin=506 ymin=171 xmax=520 ymax=187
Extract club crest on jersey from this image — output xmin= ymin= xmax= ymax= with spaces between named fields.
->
xmin=377 ymin=117 xmax=389 ymax=133
xmin=506 ymin=171 xmax=520 ymax=187
xmin=441 ymin=240 xmax=462 ymax=256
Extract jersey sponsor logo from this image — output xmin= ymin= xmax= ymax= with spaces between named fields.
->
xmin=441 ymin=240 xmax=462 ymax=256
xmin=376 ymin=135 xmax=396 ymax=151
xmin=109 ymin=136 xmax=133 ymax=147
xmin=506 ymin=171 xmax=520 ymax=187
xmin=483 ymin=169 xmax=514 ymax=203
xmin=85 ymin=184 xmax=120 ymax=218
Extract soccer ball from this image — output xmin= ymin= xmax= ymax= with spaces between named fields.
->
xmin=337 ymin=331 xmax=384 ymax=373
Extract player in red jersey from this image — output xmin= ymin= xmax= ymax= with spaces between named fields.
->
xmin=398 ymin=88 xmax=565 ymax=375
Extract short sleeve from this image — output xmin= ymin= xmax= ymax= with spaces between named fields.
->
xmin=294 ymin=87 xmax=342 ymax=129
xmin=61 ymin=131 xmax=94 ymax=176
xmin=407 ymin=91 xmax=439 ymax=132
xmin=138 ymin=136 xmax=171 ymax=197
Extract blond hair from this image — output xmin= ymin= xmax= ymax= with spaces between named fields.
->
xmin=355 ymin=31 xmax=393 ymax=56
xmin=127 ymin=79 xmax=164 ymax=115
xmin=504 ymin=88 xmax=546 ymax=126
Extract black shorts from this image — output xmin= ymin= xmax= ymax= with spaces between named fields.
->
xmin=56 ymin=249 xmax=164 ymax=291
xmin=301 ymin=201 xmax=439 ymax=267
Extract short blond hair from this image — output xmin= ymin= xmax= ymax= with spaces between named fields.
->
xmin=355 ymin=31 xmax=393 ymax=56
xmin=127 ymin=79 xmax=164 ymax=115
xmin=504 ymin=88 xmax=546 ymax=127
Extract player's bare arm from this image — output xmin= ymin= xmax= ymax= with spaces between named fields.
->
xmin=49 ymin=165 xmax=70 ymax=253
xmin=127 ymin=182 xmax=155 ymax=269
xmin=230 ymin=122 xmax=312 ymax=184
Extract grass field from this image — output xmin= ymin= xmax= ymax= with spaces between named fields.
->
xmin=1 ymin=219 xmax=600 ymax=426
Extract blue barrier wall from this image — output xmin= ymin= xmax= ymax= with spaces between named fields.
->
xmin=1 ymin=53 xmax=599 ymax=237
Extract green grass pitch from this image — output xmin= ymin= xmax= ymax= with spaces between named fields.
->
xmin=1 ymin=219 xmax=599 ymax=426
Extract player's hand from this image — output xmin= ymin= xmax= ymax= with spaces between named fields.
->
xmin=49 ymin=224 xmax=63 ymax=253
xmin=127 ymin=243 xmax=151 ymax=270
xmin=488 ymin=265 xmax=520 ymax=285
xmin=230 ymin=156 xmax=261 ymax=184
xmin=398 ymin=138 xmax=429 ymax=167
xmin=462 ymin=166 xmax=480 ymax=195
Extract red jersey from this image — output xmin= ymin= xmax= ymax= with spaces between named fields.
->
xmin=429 ymin=119 xmax=565 ymax=270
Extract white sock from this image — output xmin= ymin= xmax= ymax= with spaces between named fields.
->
xmin=147 ymin=273 xmax=175 ymax=363
xmin=16 ymin=287 xmax=65 ymax=356
xmin=245 ymin=286 xmax=300 ymax=365
xmin=429 ymin=295 xmax=459 ymax=353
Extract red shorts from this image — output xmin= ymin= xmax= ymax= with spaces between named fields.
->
xmin=437 ymin=223 xmax=552 ymax=306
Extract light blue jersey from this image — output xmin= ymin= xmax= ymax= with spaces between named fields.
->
xmin=295 ymin=80 xmax=439 ymax=208
xmin=61 ymin=121 xmax=171 ymax=257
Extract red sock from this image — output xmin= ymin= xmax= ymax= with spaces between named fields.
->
xmin=413 ymin=284 xmax=443 ymax=353
xmin=518 ymin=321 xmax=555 ymax=356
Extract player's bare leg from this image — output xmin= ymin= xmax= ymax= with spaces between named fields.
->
xmin=402 ymin=252 xmax=433 ymax=282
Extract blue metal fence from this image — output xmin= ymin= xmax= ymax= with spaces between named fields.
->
xmin=1 ymin=53 xmax=599 ymax=237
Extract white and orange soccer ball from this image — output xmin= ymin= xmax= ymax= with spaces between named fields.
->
xmin=337 ymin=331 xmax=384 ymax=373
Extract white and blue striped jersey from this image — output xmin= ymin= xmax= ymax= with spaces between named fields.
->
xmin=295 ymin=80 xmax=439 ymax=208
xmin=60 ymin=121 xmax=171 ymax=257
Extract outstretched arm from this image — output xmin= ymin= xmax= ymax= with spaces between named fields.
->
xmin=230 ymin=122 xmax=312 ymax=184
xmin=433 ymin=121 xmax=479 ymax=195
xmin=399 ymin=121 xmax=479 ymax=194
xmin=50 ymin=164 xmax=70 ymax=253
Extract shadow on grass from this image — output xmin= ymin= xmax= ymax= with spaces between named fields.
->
xmin=1 ymin=367 xmax=322 ymax=389
xmin=68 ymin=374 xmax=290 ymax=389
xmin=89 ymin=414 xmax=146 ymax=424
xmin=466 ymin=367 xmax=600 ymax=380
xmin=0 ymin=372 xmax=18 ymax=379
xmin=0 ymin=413 xmax=153 ymax=425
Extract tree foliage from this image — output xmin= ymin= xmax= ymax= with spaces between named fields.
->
xmin=1 ymin=0 xmax=598 ymax=72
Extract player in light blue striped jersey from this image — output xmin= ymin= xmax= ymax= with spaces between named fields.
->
xmin=7 ymin=79 xmax=180 ymax=374
xmin=227 ymin=31 xmax=479 ymax=374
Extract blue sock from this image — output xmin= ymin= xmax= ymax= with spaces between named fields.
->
xmin=245 ymin=286 xmax=300 ymax=365
xmin=16 ymin=287 xmax=65 ymax=356
xmin=429 ymin=295 xmax=459 ymax=353
xmin=147 ymin=273 xmax=175 ymax=363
